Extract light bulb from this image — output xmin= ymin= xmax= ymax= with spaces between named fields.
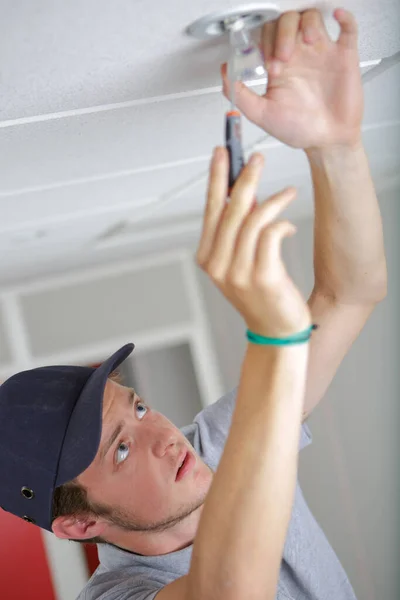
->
xmin=226 ymin=18 xmax=266 ymax=85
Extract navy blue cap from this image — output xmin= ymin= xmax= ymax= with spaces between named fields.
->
xmin=0 ymin=343 xmax=135 ymax=531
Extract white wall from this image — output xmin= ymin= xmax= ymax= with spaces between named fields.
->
xmin=195 ymin=185 xmax=400 ymax=600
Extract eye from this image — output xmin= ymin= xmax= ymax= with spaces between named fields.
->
xmin=116 ymin=442 xmax=130 ymax=465
xmin=115 ymin=401 xmax=148 ymax=465
xmin=135 ymin=400 xmax=148 ymax=420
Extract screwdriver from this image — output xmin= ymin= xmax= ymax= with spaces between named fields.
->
xmin=225 ymin=68 xmax=245 ymax=195
xmin=225 ymin=109 xmax=245 ymax=194
xmin=225 ymin=72 xmax=257 ymax=211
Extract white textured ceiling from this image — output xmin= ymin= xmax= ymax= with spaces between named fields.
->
xmin=0 ymin=0 xmax=400 ymax=286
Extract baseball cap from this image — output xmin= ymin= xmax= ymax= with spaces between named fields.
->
xmin=0 ymin=342 xmax=135 ymax=531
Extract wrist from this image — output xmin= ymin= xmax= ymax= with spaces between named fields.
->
xmin=305 ymin=138 xmax=364 ymax=166
xmin=244 ymin=342 xmax=310 ymax=388
xmin=246 ymin=325 xmax=316 ymax=347
xmin=245 ymin=341 xmax=309 ymax=362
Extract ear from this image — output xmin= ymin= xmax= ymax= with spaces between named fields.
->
xmin=52 ymin=514 xmax=108 ymax=541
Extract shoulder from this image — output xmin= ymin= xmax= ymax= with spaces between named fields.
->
xmin=77 ymin=568 xmax=162 ymax=600
xmin=186 ymin=386 xmax=312 ymax=460
xmin=183 ymin=387 xmax=237 ymax=467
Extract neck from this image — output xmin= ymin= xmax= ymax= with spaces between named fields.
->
xmin=104 ymin=503 xmax=205 ymax=556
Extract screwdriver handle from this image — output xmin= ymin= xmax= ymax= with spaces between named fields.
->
xmin=225 ymin=110 xmax=245 ymax=192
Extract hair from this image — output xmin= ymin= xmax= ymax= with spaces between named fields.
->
xmin=51 ymin=370 xmax=123 ymax=544
xmin=52 ymin=479 xmax=105 ymax=544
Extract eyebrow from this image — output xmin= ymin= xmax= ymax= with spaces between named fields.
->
xmin=99 ymin=389 xmax=135 ymax=465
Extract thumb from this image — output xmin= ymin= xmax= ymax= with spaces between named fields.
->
xmin=220 ymin=63 xmax=274 ymax=130
xmin=257 ymin=220 xmax=297 ymax=273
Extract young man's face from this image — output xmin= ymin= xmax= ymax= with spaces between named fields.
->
xmin=76 ymin=379 xmax=213 ymax=552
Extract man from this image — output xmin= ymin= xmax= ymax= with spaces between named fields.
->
xmin=0 ymin=8 xmax=387 ymax=600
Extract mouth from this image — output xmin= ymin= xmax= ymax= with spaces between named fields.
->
xmin=175 ymin=450 xmax=193 ymax=481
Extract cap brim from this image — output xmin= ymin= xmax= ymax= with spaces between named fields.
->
xmin=55 ymin=343 xmax=135 ymax=486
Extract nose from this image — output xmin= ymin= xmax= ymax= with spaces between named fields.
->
xmin=152 ymin=428 xmax=180 ymax=459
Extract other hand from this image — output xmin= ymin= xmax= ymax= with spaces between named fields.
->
xmin=196 ymin=147 xmax=311 ymax=338
xmin=221 ymin=8 xmax=363 ymax=150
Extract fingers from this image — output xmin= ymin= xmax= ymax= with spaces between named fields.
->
xmin=196 ymin=147 xmax=229 ymax=266
xmin=220 ymin=62 xmax=229 ymax=99
xmin=221 ymin=62 xmax=241 ymax=105
xmin=256 ymin=219 xmax=297 ymax=277
xmin=260 ymin=20 xmax=277 ymax=62
xmin=229 ymin=187 xmax=297 ymax=281
xmin=221 ymin=63 xmax=272 ymax=129
xmin=222 ymin=7 xmax=357 ymax=84
xmin=300 ymin=9 xmax=330 ymax=45
xmin=261 ymin=9 xmax=329 ymax=63
xmin=334 ymin=8 xmax=358 ymax=49
xmin=274 ymin=11 xmax=301 ymax=61
xmin=197 ymin=151 xmax=298 ymax=302
xmin=206 ymin=154 xmax=265 ymax=281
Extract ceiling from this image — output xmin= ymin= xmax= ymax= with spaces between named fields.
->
xmin=0 ymin=0 xmax=399 ymax=287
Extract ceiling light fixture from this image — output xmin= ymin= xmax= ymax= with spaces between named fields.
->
xmin=186 ymin=4 xmax=279 ymax=99
xmin=225 ymin=16 xmax=267 ymax=104
xmin=185 ymin=4 xmax=280 ymax=40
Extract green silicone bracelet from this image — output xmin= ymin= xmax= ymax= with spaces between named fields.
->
xmin=246 ymin=325 xmax=317 ymax=346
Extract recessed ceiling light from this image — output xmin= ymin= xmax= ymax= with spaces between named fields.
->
xmin=185 ymin=3 xmax=280 ymax=40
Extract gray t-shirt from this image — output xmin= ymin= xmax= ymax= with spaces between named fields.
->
xmin=78 ymin=387 xmax=357 ymax=600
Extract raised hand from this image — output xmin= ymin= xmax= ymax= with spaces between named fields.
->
xmin=221 ymin=9 xmax=363 ymax=150
xmin=196 ymin=148 xmax=311 ymax=338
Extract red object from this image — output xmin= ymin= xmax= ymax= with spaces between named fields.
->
xmin=0 ymin=510 xmax=56 ymax=600
xmin=226 ymin=109 xmax=241 ymax=117
xmin=81 ymin=363 xmax=102 ymax=577
xmin=84 ymin=544 xmax=100 ymax=576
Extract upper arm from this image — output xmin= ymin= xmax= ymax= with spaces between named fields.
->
xmin=153 ymin=575 xmax=189 ymax=600
xmin=302 ymin=289 xmax=377 ymax=420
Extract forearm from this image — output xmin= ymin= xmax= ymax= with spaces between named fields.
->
xmin=187 ymin=343 xmax=309 ymax=600
xmin=306 ymin=142 xmax=387 ymax=303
